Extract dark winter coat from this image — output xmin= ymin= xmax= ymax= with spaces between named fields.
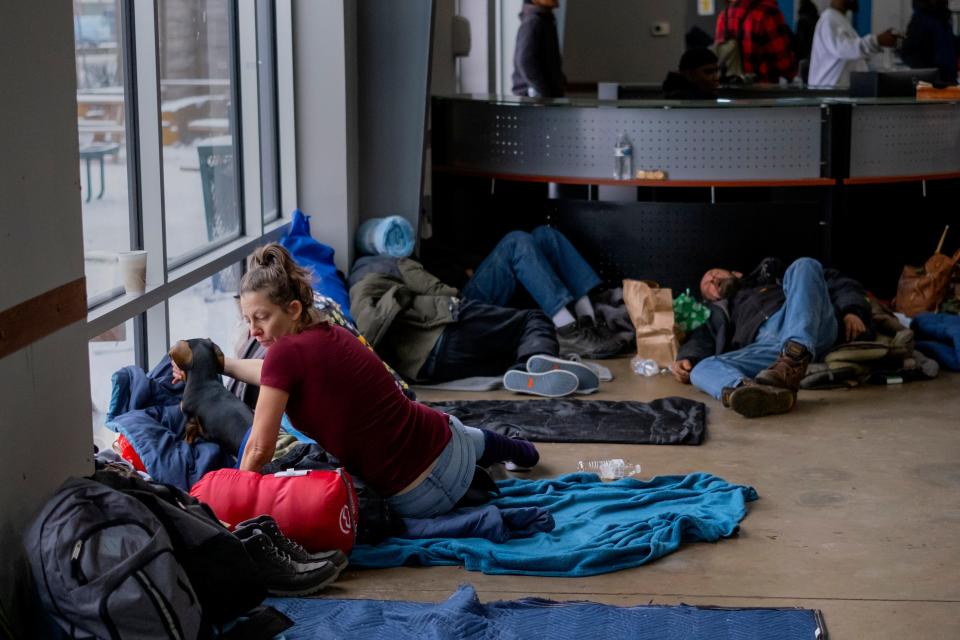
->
xmin=901 ymin=5 xmax=959 ymax=84
xmin=511 ymin=5 xmax=566 ymax=97
xmin=677 ymin=258 xmax=871 ymax=365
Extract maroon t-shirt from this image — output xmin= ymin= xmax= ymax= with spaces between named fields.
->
xmin=260 ymin=323 xmax=451 ymax=496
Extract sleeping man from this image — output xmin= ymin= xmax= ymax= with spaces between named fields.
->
xmin=671 ymin=257 xmax=871 ymax=418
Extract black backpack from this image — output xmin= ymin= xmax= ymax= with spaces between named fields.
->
xmin=27 ymin=468 xmax=287 ymax=639
xmin=25 ymin=477 xmax=204 ymax=639
xmin=90 ymin=468 xmax=267 ymax=629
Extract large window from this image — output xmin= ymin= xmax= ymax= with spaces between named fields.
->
xmin=158 ymin=0 xmax=241 ymax=263
xmin=75 ymin=0 xmax=133 ymax=304
xmin=83 ymin=0 xmax=293 ymax=441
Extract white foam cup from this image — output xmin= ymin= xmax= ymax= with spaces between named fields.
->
xmin=117 ymin=250 xmax=148 ymax=294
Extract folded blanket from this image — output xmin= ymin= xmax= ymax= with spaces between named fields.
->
xmin=349 ymin=472 xmax=757 ymax=576
xmin=401 ymin=505 xmax=554 ymax=543
xmin=426 ymin=397 xmax=705 ymax=445
xmin=355 ymin=215 xmax=415 ymax=258
xmin=268 ymin=585 xmax=825 ymax=640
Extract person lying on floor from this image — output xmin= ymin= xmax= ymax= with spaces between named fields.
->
xmin=670 ymin=257 xmax=871 ymax=418
xmin=348 ymin=256 xmax=602 ymax=398
xmin=422 ymin=225 xmax=628 ymax=359
xmin=178 ymin=243 xmax=541 ymax=519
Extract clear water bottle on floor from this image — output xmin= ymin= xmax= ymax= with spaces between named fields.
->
xmin=614 ymin=134 xmax=633 ymax=180
xmin=578 ymin=458 xmax=642 ymax=480
xmin=631 ymin=356 xmax=661 ymax=377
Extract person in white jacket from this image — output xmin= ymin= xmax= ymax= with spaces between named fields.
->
xmin=809 ymin=0 xmax=897 ymax=87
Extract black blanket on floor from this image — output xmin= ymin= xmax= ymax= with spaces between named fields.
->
xmin=426 ymin=397 xmax=706 ymax=445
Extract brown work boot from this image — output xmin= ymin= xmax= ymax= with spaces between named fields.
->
xmin=755 ymin=340 xmax=812 ymax=392
xmin=727 ymin=379 xmax=796 ymax=418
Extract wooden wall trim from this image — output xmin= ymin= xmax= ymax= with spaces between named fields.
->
xmin=0 ymin=278 xmax=87 ymax=359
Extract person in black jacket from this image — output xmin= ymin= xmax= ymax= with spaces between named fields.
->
xmin=901 ymin=0 xmax=959 ymax=84
xmin=512 ymin=0 xmax=566 ymax=98
xmin=662 ymin=47 xmax=721 ymax=99
xmin=671 ymin=257 xmax=871 ymax=418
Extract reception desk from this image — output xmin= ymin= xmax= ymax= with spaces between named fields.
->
xmin=429 ymin=95 xmax=960 ymax=296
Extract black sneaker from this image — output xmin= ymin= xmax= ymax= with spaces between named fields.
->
xmin=234 ymin=515 xmax=348 ymax=571
xmin=557 ymin=319 xmax=624 ymax=359
xmin=242 ymin=531 xmax=342 ymax=597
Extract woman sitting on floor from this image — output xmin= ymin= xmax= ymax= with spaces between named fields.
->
xmin=210 ymin=243 xmax=539 ymax=518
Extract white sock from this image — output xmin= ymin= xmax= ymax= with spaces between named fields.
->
xmin=574 ymin=296 xmax=596 ymax=322
xmin=552 ymin=307 xmax=576 ymax=328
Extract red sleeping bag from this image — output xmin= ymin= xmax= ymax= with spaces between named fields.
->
xmin=189 ymin=468 xmax=359 ymax=554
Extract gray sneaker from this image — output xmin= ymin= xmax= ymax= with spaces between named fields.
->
xmin=525 ymin=354 xmax=600 ymax=394
xmin=503 ymin=369 xmax=579 ymax=397
xmin=242 ymin=531 xmax=342 ymax=597
xmin=234 ymin=514 xmax=348 ymax=571
xmin=557 ymin=320 xmax=625 ymax=359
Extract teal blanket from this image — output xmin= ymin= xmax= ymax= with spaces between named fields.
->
xmin=350 ymin=472 xmax=758 ymax=576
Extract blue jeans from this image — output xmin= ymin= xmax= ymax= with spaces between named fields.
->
xmin=690 ymin=258 xmax=839 ymax=400
xmin=385 ymin=416 xmax=486 ymax=518
xmin=462 ymin=226 xmax=602 ymax=318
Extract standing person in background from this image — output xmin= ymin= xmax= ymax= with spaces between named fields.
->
xmin=902 ymin=0 xmax=959 ymax=84
xmin=809 ymin=0 xmax=898 ymax=88
xmin=794 ymin=0 xmax=821 ymax=73
xmin=512 ymin=0 xmax=566 ymax=98
xmin=714 ymin=0 xmax=798 ymax=83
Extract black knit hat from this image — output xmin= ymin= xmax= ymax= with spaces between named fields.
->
xmin=679 ymin=47 xmax=719 ymax=71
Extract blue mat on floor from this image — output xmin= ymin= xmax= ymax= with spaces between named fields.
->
xmin=268 ymin=585 xmax=825 ymax=640
xmin=349 ymin=472 xmax=758 ymax=576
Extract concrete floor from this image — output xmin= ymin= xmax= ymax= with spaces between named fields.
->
xmin=330 ymin=359 xmax=960 ymax=639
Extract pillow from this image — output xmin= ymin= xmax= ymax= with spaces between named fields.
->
xmin=280 ymin=209 xmax=353 ymax=323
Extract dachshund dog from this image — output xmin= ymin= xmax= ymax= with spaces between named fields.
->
xmin=169 ymin=338 xmax=253 ymax=457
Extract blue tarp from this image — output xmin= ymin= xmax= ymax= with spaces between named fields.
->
xmin=268 ymin=584 xmax=823 ymax=640
xmin=350 ymin=472 xmax=758 ymax=577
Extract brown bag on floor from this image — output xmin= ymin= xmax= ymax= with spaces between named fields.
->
xmin=893 ymin=237 xmax=960 ymax=317
xmin=623 ymin=279 xmax=678 ymax=367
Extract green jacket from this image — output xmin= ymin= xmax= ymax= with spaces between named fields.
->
xmin=349 ymin=259 xmax=459 ymax=381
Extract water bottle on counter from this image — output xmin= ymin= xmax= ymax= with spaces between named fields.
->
xmin=631 ymin=355 xmax=662 ymax=377
xmin=578 ymin=458 xmax=642 ymax=480
xmin=614 ymin=133 xmax=633 ymax=180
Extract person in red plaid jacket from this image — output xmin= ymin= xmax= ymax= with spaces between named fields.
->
xmin=715 ymin=0 xmax=798 ymax=83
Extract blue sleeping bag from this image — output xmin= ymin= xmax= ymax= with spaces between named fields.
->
xmin=280 ymin=209 xmax=353 ymax=323
xmin=355 ymin=215 xmax=415 ymax=258
xmin=913 ymin=312 xmax=960 ymax=371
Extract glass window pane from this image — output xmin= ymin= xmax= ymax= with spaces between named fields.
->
xmin=158 ymin=0 xmax=240 ymax=263
xmin=168 ymin=264 xmax=247 ymax=364
xmin=257 ymin=0 xmax=280 ymax=223
xmin=75 ymin=0 xmax=132 ymax=302
xmin=90 ymin=319 xmax=136 ymax=452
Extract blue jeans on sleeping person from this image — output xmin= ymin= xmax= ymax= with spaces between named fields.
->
xmin=385 ymin=415 xmax=486 ymax=519
xmin=462 ymin=226 xmax=602 ymax=318
xmin=690 ymin=258 xmax=839 ymax=401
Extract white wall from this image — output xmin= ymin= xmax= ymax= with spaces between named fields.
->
xmin=0 ymin=0 xmax=94 ymax=632
xmin=292 ymin=0 xmax=359 ymax=273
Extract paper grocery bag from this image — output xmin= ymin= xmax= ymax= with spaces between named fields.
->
xmin=623 ymin=279 xmax=679 ymax=367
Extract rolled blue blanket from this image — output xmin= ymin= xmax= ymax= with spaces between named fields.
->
xmin=356 ymin=215 xmax=415 ymax=257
